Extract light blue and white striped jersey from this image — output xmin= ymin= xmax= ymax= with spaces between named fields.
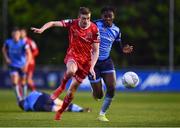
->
xmin=95 ymin=19 xmax=121 ymax=60
xmin=4 ymin=39 xmax=29 ymax=68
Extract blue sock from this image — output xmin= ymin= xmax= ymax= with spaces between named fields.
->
xmin=23 ymin=85 xmax=27 ymax=99
xmin=13 ymin=85 xmax=23 ymax=101
xmin=100 ymin=96 xmax=112 ymax=115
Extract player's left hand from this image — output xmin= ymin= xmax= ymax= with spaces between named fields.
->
xmin=89 ymin=67 xmax=96 ymax=80
xmin=122 ymin=44 xmax=133 ymax=54
xmin=31 ymin=27 xmax=44 ymax=34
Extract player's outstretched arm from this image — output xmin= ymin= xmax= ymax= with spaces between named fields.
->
xmin=31 ymin=21 xmax=63 ymax=34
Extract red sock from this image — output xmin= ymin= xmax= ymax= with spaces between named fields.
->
xmin=51 ymin=73 xmax=70 ymax=100
xmin=54 ymin=95 xmax=73 ymax=120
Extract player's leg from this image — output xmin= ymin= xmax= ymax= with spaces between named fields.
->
xmin=27 ymin=71 xmax=36 ymax=90
xmin=19 ymin=69 xmax=28 ymax=98
xmin=66 ymin=103 xmax=83 ymax=112
xmin=98 ymin=58 xmax=116 ymax=121
xmin=9 ymin=67 xmax=23 ymax=101
xmin=88 ymin=63 xmax=104 ymax=100
xmin=97 ymin=72 xmax=116 ymax=121
xmin=53 ymin=98 xmax=91 ymax=112
xmin=51 ymin=59 xmax=78 ymax=100
xmin=67 ymin=103 xmax=92 ymax=112
xmin=27 ymin=64 xmax=36 ymax=91
xmin=55 ymin=77 xmax=80 ymax=120
xmin=52 ymin=103 xmax=91 ymax=112
xmin=53 ymin=98 xmax=63 ymax=105
xmin=90 ymin=82 xmax=103 ymax=100
xmin=51 ymin=105 xmax=61 ymax=112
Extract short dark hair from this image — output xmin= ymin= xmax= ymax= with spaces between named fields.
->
xmin=12 ymin=27 xmax=20 ymax=32
xmin=79 ymin=7 xmax=91 ymax=15
xmin=101 ymin=6 xmax=115 ymax=14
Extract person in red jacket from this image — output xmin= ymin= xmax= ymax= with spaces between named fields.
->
xmin=20 ymin=28 xmax=39 ymax=91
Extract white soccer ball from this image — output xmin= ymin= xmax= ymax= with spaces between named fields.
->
xmin=122 ymin=71 xmax=139 ymax=88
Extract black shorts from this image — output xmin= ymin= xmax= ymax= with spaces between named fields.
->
xmin=33 ymin=93 xmax=54 ymax=111
xmin=8 ymin=66 xmax=26 ymax=77
xmin=88 ymin=57 xmax=115 ymax=83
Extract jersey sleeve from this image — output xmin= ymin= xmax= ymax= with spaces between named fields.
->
xmin=114 ymin=31 xmax=121 ymax=43
xmin=92 ymin=26 xmax=100 ymax=43
xmin=59 ymin=19 xmax=73 ymax=27
xmin=24 ymin=43 xmax=30 ymax=50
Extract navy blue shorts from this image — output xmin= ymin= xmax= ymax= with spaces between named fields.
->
xmin=8 ymin=66 xmax=26 ymax=77
xmin=88 ymin=57 xmax=115 ymax=83
xmin=33 ymin=93 xmax=54 ymax=111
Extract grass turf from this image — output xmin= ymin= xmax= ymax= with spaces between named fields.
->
xmin=0 ymin=89 xmax=180 ymax=127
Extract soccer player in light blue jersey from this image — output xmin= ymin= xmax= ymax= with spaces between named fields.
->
xmin=2 ymin=28 xmax=32 ymax=101
xmin=88 ymin=6 xmax=133 ymax=122
xmin=18 ymin=90 xmax=91 ymax=112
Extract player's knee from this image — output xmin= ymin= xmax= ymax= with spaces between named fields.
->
xmin=66 ymin=69 xmax=75 ymax=77
xmin=93 ymin=92 xmax=103 ymax=99
xmin=21 ymin=80 xmax=26 ymax=85
xmin=12 ymin=80 xmax=19 ymax=85
xmin=11 ymin=77 xmax=19 ymax=85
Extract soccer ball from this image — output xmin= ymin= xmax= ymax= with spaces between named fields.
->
xmin=122 ymin=71 xmax=139 ymax=88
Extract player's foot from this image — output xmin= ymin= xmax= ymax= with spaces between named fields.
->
xmin=93 ymin=96 xmax=101 ymax=101
xmin=92 ymin=95 xmax=101 ymax=101
xmin=97 ymin=114 xmax=109 ymax=122
xmin=54 ymin=112 xmax=61 ymax=121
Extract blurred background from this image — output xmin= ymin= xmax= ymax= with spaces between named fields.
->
xmin=0 ymin=0 xmax=180 ymax=91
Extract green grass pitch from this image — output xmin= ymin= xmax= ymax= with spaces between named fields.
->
xmin=0 ymin=89 xmax=180 ymax=127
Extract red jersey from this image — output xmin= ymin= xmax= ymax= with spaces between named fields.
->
xmin=60 ymin=19 xmax=100 ymax=82
xmin=24 ymin=37 xmax=39 ymax=65
xmin=60 ymin=19 xmax=100 ymax=66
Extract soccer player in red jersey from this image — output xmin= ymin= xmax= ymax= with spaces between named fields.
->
xmin=20 ymin=28 xmax=39 ymax=91
xmin=31 ymin=7 xmax=100 ymax=120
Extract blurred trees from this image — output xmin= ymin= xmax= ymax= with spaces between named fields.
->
xmin=0 ymin=0 xmax=180 ymax=69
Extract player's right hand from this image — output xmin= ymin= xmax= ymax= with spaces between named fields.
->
xmin=31 ymin=27 xmax=43 ymax=34
xmin=89 ymin=67 xmax=96 ymax=80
